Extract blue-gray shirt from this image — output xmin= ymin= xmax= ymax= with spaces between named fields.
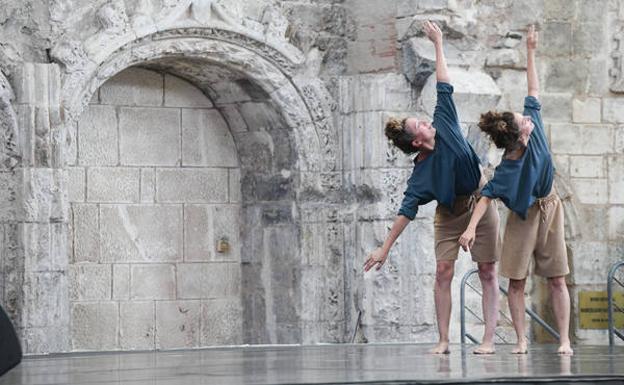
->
xmin=480 ymin=96 xmax=554 ymax=219
xmin=397 ymin=82 xmax=482 ymax=220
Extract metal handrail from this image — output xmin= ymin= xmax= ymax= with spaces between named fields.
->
xmin=608 ymin=260 xmax=624 ymax=346
xmin=460 ymin=268 xmax=560 ymax=344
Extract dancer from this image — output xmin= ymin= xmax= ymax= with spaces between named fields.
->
xmin=458 ymin=25 xmax=573 ymax=355
xmin=364 ymin=21 xmax=501 ymax=355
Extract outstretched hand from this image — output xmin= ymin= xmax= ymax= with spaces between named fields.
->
xmin=458 ymin=228 xmax=476 ymax=252
xmin=527 ymin=24 xmax=538 ymax=50
xmin=423 ymin=20 xmax=443 ymax=45
xmin=363 ymin=248 xmax=388 ymax=272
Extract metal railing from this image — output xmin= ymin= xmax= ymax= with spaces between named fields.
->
xmin=460 ymin=268 xmax=560 ymax=344
xmin=608 ymin=260 xmax=624 ymax=346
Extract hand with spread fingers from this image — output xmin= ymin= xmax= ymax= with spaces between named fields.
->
xmin=363 ymin=248 xmax=388 ymax=272
xmin=423 ymin=19 xmax=443 ymax=45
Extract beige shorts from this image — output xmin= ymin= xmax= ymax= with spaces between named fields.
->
xmin=500 ymin=189 xmax=570 ymax=280
xmin=434 ymin=187 xmax=501 ymax=263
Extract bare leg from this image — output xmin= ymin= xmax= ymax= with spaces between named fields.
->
xmin=431 ymin=260 xmax=455 ymax=354
xmin=473 ymin=262 xmax=498 ymax=354
xmin=548 ymin=276 xmax=573 ymax=355
xmin=508 ymin=278 xmax=528 ymax=354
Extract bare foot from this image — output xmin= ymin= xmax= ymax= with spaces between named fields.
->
xmin=511 ymin=338 xmax=528 ymax=354
xmin=557 ymin=342 xmax=573 ymax=355
xmin=430 ymin=341 xmax=450 ymax=354
xmin=473 ymin=341 xmax=495 ymax=355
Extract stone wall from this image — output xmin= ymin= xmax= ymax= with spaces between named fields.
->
xmin=68 ymin=67 xmax=242 ymax=350
xmin=0 ymin=0 xmax=622 ymax=354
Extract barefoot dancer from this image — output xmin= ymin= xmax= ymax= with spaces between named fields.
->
xmin=363 ymin=21 xmax=501 ymax=355
xmin=459 ymin=25 xmax=573 ymax=355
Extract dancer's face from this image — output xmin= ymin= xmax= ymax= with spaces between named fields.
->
xmin=514 ymin=113 xmax=534 ymax=146
xmin=405 ymin=117 xmax=436 ymax=151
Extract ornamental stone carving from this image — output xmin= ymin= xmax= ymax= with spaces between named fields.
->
xmin=0 ymin=73 xmax=19 ymax=170
xmin=611 ymin=23 xmax=624 ymax=93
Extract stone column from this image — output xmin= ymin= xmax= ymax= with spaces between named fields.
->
xmin=13 ymin=63 xmax=70 ymax=354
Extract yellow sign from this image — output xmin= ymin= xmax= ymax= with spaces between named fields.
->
xmin=579 ymin=291 xmax=624 ymax=329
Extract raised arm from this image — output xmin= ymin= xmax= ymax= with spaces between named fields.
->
xmin=526 ymin=24 xmax=539 ymax=98
xmin=423 ymin=20 xmax=450 ymax=83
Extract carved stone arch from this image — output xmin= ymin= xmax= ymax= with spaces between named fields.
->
xmin=58 ymin=27 xmax=338 ymax=174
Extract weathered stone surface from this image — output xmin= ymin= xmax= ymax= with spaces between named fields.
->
xmin=71 ymin=302 xmax=118 ymax=351
xmin=87 ymin=167 xmax=140 ymax=203
xmin=572 ymin=98 xmax=601 ymax=123
xmin=550 ymin=124 xmax=613 ymax=155
xmin=77 ymin=105 xmax=118 ymax=166
xmin=67 ymin=168 xmax=85 ymax=202
xmin=421 ymin=68 xmax=501 ymax=122
xmin=155 ymin=300 xmax=200 ymax=349
xmin=130 ymin=264 xmax=176 ymax=300
xmin=100 ymin=205 xmax=182 ymax=263
xmin=573 ymin=23 xmax=606 ymax=57
xmin=540 ymin=93 xmax=572 ymax=122
xmin=72 ymin=204 xmax=99 ymax=263
xmin=571 ymin=178 xmax=608 ymax=205
xmin=608 ymin=206 xmax=624 ymax=240
xmin=229 ymin=169 xmax=241 ymax=203
xmin=545 ymin=59 xmax=589 ymax=94
xmin=339 ymin=74 xmax=412 ymax=114
xmin=140 ymin=168 xmax=155 ymax=203
xmin=164 ymin=75 xmax=213 ymax=108
xmin=181 ymin=109 xmax=238 ymax=167
xmin=570 ymin=156 xmax=605 ymax=178
xmin=69 ymin=264 xmax=112 ymax=301
xmin=119 ymin=107 xmax=181 ymax=166
xmin=113 ymin=264 xmax=130 ymax=300
xmin=402 ymin=38 xmax=468 ymax=86
xmin=177 ymin=262 xmax=241 ymax=299
xmin=608 ymin=155 xmax=624 ymax=204
xmin=602 ymin=98 xmax=624 ymax=123
xmin=201 ymin=298 xmax=243 ymax=345
xmin=120 ymin=301 xmax=154 ymax=350
xmin=100 ymin=68 xmax=163 ymax=107
xmin=155 ymin=169 xmax=229 ymax=203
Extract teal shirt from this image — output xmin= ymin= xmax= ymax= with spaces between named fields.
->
xmin=480 ymin=96 xmax=554 ymax=219
xmin=398 ymin=82 xmax=482 ymax=220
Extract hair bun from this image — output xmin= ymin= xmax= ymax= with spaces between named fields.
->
xmin=496 ymin=120 xmax=507 ymax=132
xmin=385 ymin=117 xmax=404 ymax=140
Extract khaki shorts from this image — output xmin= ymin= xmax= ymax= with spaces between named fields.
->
xmin=500 ymin=189 xmax=570 ymax=280
xmin=434 ymin=186 xmax=501 ymax=263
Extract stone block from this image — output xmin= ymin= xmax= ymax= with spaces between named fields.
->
xmin=184 ymin=205 xmax=214 ymax=262
xmin=69 ymin=264 xmax=112 ymax=301
xmin=66 ymin=121 xmax=78 ymax=166
xmin=71 ymin=302 xmax=118 ymax=351
xmin=100 ymin=204 xmax=182 ymax=263
xmin=616 ymin=127 xmax=624 ymax=154
xmin=72 ymin=204 xmax=100 ymax=263
xmin=552 ymin=154 xmax=570 ymax=175
xmin=485 ymin=49 xmax=522 ymax=69
xmin=539 ymin=22 xmax=572 ymax=57
xmin=571 ymin=241 xmax=613 ymax=285
xmin=573 ymin=23 xmax=606 ymax=56
xmin=140 ymin=168 xmax=155 ymax=203
xmin=120 ymin=301 xmax=154 ymax=350
xmin=77 ymin=105 xmax=118 ymax=166
xmin=87 ymin=167 xmax=140 ymax=203
xmin=402 ymin=38 xmax=468 ymax=86
xmin=570 ymin=156 xmax=605 ymax=178
xmin=238 ymin=102 xmax=284 ymax=130
xmin=113 ymin=264 xmax=130 ymax=300
xmin=339 ymin=74 xmax=411 ymax=114
xmin=550 ymin=124 xmax=612 ymax=155
xmin=200 ymin=298 xmax=243 ymax=345
xmin=540 ymin=93 xmax=572 ymax=122
xmin=587 ymin=59 xmax=608 ymax=96
xmin=164 ymin=75 xmax=213 ymax=108
xmin=119 ymin=107 xmax=180 ymax=166
xmin=155 ymin=301 xmax=200 ymax=349
xmin=130 ymin=264 xmax=176 ymax=300
xmin=22 ymin=168 xmax=67 ymax=222
xmin=67 ymin=167 xmax=85 ymax=202
xmin=420 ymin=68 xmax=501 ymax=122
xmin=177 ymin=262 xmax=241 ymax=299
xmin=155 ymin=169 xmax=228 ymax=203
xmin=602 ymin=98 xmax=624 ymax=123
xmin=608 ymin=156 xmax=624 ymax=204
xmin=100 ymin=67 xmax=163 ymax=107
xmin=213 ymin=205 xmax=241 ymax=262
xmin=545 ymin=59 xmax=588 ymax=94
xmin=22 ymin=271 xmax=69 ymax=329
xmin=229 ymin=169 xmax=241 ymax=203
xmin=544 ymin=0 xmax=575 ymax=20
xmin=572 ymin=98 xmax=601 ymax=123
xmin=181 ymin=109 xmax=238 ymax=167
xmin=608 ymin=206 xmax=624 ymax=240
xmin=576 ymin=0 xmax=608 ymax=23
xmin=218 ymin=105 xmax=248 ymax=133
xmin=571 ymin=178 xmax=608 ymax=204
xmin=579 ymin=206 xmax=608 ymax=242
xmin=396 ymin=0 xmax=447 ymax=16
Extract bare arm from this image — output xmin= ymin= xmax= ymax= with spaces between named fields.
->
xmin=363 ymin=215 xmax=411 ymax=271
xmin=423 ymin=20 xmax=450 ymax=83
xmin=527 ymin=24 xmax=539 ymax=98
xmin=458 ymin=196 xmax=492 ymax=251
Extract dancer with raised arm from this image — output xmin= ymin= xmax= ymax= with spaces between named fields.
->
xmin=364 ymin=21 xmax=501 ymax=355
xmin=458 ymin=25 xmax=573 ymax=355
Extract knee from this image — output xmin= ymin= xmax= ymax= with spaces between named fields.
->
xmin=508 ymin=279 xmax=526 ymax=293
xmin=478 ymin=263 xmax=497 ymax=283
xmin=435 ymin=262 xmax=455 ymax=284
xmin=548 ymin=276 xmax=567 ymax=291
